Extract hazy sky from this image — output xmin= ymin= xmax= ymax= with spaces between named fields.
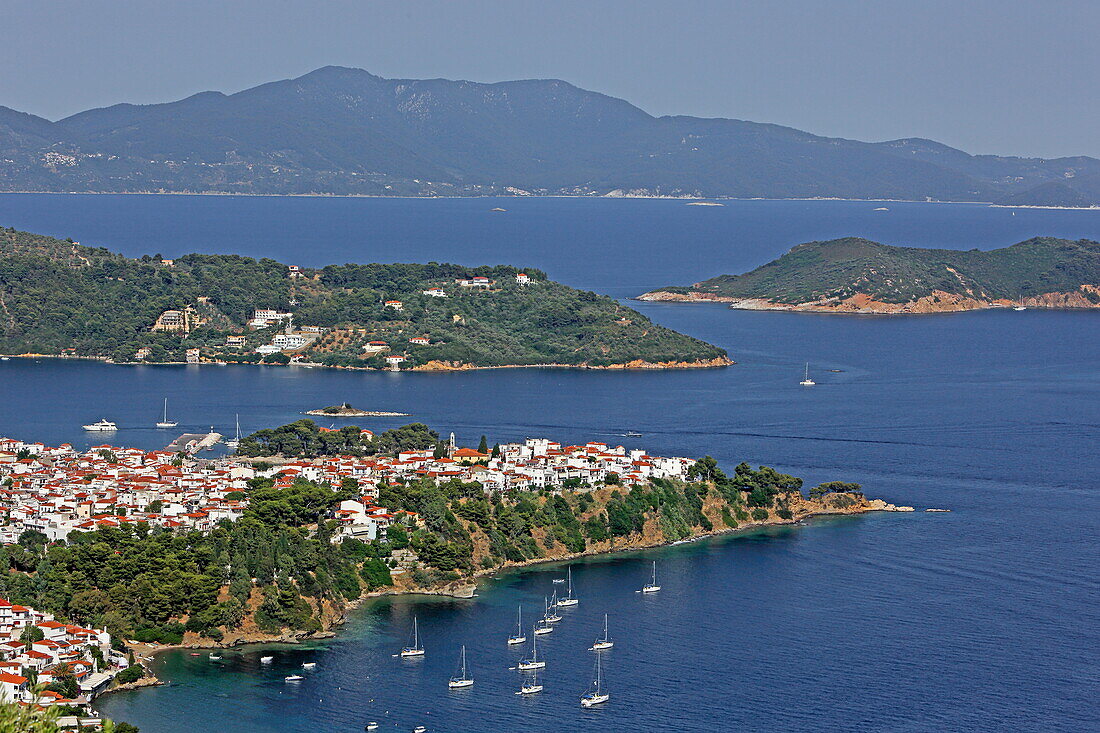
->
xmin=3 ymin=0 xmax=1098 ymax=158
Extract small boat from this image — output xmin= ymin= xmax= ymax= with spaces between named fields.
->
xmin=623 ymin=431 xmax=643 ymax=438
xmin=260 ymin=656 xmax=273 ymax=664
xmin=556 ymin=568 xmax=578 ymax=607
xmin=580 ymin=651 xmax=609 ymax=707
xmin=302 ymin=662 xmax=317 ymax=670
xmin=551 ymin=578 xmax=566 ymax=584
xmin=83 ymin=419 xmax=117 ymax=432
xmin=284 ymin=674 xmax=304 ymax=682
xmin=209 ymin=653 xmax=222 ymax=660
xmin=518 ymin=629 xmax=546 ymax=670
xmin=874 ymin=207 xmax=889 ymax=211
xmin=1013 ymin=306 xmax=1027 ymax=311
xmin=490 ymin=207 xmax=507 ymax=212
xmin=507 ymin=606 xmax=527 ymax=645
xmin=641 ymin=561 xmax=661 ymax=593
xmin=155 ymin=397 xmax=178 ymax=429
xmin=590 ymin=614 xmax=614 ymax=651
xmin=365 ymin=724 xmax=379 ymax=731
xmin=400 ymin=617 xmax=425 ymax=657
xmin=448 ymin=645 xmax=474 ymax=688
xmin=413 ymin=727 xmax=427 ymax=733
xmin=517 ymin=670 xmax=543 ymax=695
xmin=799 ymin=362 xmax=816 ymax=387
xmin=0 ymin=357 xmax=9 ymax=361
xmin=224 ymin=414 xmax=242 ymax=449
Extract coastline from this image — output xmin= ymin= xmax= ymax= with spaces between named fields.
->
xmin=636 ymin=289 xmax=1100 ymax=315
xmin=0 ymin=354 xmax=734 ymax=371
xmin=124 ymin=495 xmax=912 ymax=666
xmin=6 ymin=190 xmax=1097 ymax=209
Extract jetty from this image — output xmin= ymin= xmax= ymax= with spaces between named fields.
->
xmin=166 ymin=431 xmax=223 ymax=455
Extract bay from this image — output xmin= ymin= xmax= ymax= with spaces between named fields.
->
xmin=0 ymin=195 xmax=1097 ymax=732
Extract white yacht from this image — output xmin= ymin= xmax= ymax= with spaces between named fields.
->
xmin=284 ymin=674 xmax=304 ymax=682
xmin=302 ymin=662 xmax=317 ymax=670
xmin=517 ymin=669 xmax=543 ymax=695
xmin=517 ymin=629 xmax=545 ymax=670
xmin=507 ymin=606 xmax=526 ymax=645
xmin=224 ymin=414 xmax=242 ymax=449
xmin=580 ymin=652 xmax=609 ymax=707
xmin=590 ymin=614 xmax=614 ymax=651
xmin=155 ymin=397 xmax=178 ymax=428
xmin=448 ymin=645 xmax=473 ymax=688
xmin=260 ymin=656 xmax=273 ymax=664
xmin=641 ymin=561 xmax=661 ymax=593
xmin=799 ymin=362 xmax=816 ymax=387
xmin=82 ymin=419 xmax=117 ymax=432
xmin=1014 ymin=306 xmax=1027 ymax=311
xmin=556 ymin=567 xmax=579 ymax=607
xmin=400 ymin=617 xmax=425 ymax=657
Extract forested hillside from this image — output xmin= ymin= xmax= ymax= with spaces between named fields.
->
xmin=0 ymin=226 xmax=728 ymax=367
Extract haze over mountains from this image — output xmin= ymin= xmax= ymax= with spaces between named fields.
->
xmin=1 ymin=66 xmax=1097 ymax=205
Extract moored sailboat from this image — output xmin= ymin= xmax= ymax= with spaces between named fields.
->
xmin=799 ymin=362 xmax=816 ymax=386
xmin=507 ymin=606 xmax=526 ymax=645
xmin=448 ymin=645 xmax=473 ymax=688
xmin=517 ymin=628 xmax=546 ymax=670
xmin=224 ymin=414 xmax=242 ymax=449
xmin=641 ymin=561 xmax=661 ymax=593
xmin=155 ymin=398 xmax=178 ymax=428
xmin=557 ymin=566 xmax=579 ymax=607
xmin=517 ymin=669 xmax=543 ymax=695
xmin=590 ymin=614 xmax=614 ymax=651
xmin=400 ymin=617 xmax=425 ymax=657
xmin=580 ymin=651 xmax=609 ymax=707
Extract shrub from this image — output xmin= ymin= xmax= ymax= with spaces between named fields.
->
xmin=116 ymin=665 xmax=145 ymax=685
xmin=751 ymin=508 xmax=769 ymax=522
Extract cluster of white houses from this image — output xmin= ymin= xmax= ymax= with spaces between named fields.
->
xmin=0 ymin=433 xmax=695 ymax=545
xmin=0 ymin=597 xmax=120 ymax=712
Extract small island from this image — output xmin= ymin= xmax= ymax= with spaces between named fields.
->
xmin=305 ymin=403 xmax=409 ymax=417
xmin=640 ymin=236 xmax=1100 ymax=314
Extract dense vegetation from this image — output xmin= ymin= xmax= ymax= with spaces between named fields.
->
xmin=659 ymin=237 xmax=1100 ymax=305
xmin=0 ymin=426 xmax=862 ymax=644
xmin=2 ymin=66 xmax=1098 ymax=204
xmin=237 ymin=420 xmax=440 ymax=458
xmin=0 ymin=226 xmax=726 ymax=366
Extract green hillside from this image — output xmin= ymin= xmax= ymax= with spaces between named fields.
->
xmin=0 ymin=226 xmax=727 ymax=367
xmin=660 ymin=237 xmax=1100 ymax=305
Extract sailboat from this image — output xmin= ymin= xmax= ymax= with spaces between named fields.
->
xmin=517 ymin=628 xmax=546 ymax=670
xmin=155 ymin=398 xmax=178 ymax=429
xmin=507 ymin=606 xmax=527 ymax=645
xmin=224 ymin=414 xmax=242 ymax=449
xmin=641 ymin=561 xmax=661 ymax=593
xmin=799 ymin=362 xmax=816 ymax=387
xmin=447 ymin=645 xmax=473 ymax=688
xmin=556 ymin=567 xmax=579 ymax=607
xmin=590 ymin=614 xmax=614 ymax=651
xmin=517 ymin=669 xmax=543 ymax=695
xmin=543 ymin=595 xmax=562 ymax=624
xmin=580 ymin=651 xmax=609 ymax=707
xmin=400 ymin=617 xmax=425 ymax=657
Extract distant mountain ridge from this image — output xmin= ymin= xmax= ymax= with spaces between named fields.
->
xmin=638 ymin=237 xmax=1100 ymax=314
xmin=1 ymin=66 xmax=1098 ymax=204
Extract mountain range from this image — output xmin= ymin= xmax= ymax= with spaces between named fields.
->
xmin=2 ymin=66 xmax=1098 ymax=205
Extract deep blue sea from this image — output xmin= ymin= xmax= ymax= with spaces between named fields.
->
xmin=0 ymin=195 xmax=1097 ymax=732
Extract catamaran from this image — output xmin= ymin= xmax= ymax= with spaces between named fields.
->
xmin=517 ymin=669 xmax=543 ymax=695
xmin=82 ymin=419 xmax=117 ymax=432
xmin=556 ymin=566 xmax=579 ymax=607
xmin=155 ymin=398 xmax=178 ymax=429
xmin=641 ymin=561 xmax=661 ymax=593
xmin=590 ymin=614 xmax=614 ymax=651
xmin=580 ymin=651 xmax=609 ymax=707
xmin=448 ymin=645 xmax=473 ymax=688
xmin=507 ymin=606 xmax=527 ymax=645
xmin=799 ymin=362 xmax=816 ymax=386
xmin=517 ymin=628 xmax=546 ymax=670
xmin=224 ymin=414 xmax=242 ymax=449
xmin=400 ymin=617 xmax=425 ymax=657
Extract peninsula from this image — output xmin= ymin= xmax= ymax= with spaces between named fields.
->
xmin=0 ymin=226 xmax=729 ymax=369
xmin=639 ymin=236 xmax=1100 ymax=314
xmin=0 ymin=424 xmax=903 ymax=657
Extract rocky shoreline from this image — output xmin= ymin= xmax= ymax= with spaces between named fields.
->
xmin=637 ymin=288 xmax=1100 ymax=314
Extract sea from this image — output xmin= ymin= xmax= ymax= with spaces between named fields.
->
xmin=0 ymin=194 xmax=1097 ymax=732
